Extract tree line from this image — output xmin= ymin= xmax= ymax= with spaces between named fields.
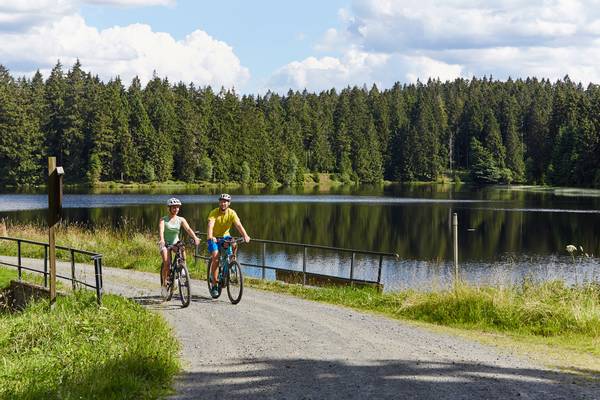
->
xmin=1 ymin=61 xmax=599 ymax=188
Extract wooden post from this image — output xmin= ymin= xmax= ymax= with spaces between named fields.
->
xmin=452 ymin=212 xmax=459 ymax=284
xmin=0 ymin=218 xmax=6 ymax=237
xmin=48 ymin=157 xmax=57 ymax=306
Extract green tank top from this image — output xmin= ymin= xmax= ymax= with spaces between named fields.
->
xmin=163 ymin=216 xmax=181 ymax=245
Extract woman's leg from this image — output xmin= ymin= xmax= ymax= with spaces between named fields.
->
xmin=160 ymin=247 xmax=169 ymax=286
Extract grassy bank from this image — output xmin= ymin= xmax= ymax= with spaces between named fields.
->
xmin=0 ymin=222 xmax=158 ymax=272
xmin=2 ymin=223 xmax=599 ymax=368
xmin=0 ymin=267 xmax=16 ymax=288
xmin=0 ymin=289 xmax=180 ymax=400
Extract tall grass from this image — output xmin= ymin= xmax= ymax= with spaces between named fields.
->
xmin=0 ymin=291 xmax=180 ymax=400
xmin=0 ymin=221 xmax=158 ymax=272
xmin=0 ymin=267 xmax=16 ymax=288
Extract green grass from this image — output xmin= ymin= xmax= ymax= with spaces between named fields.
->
xmin=0 ymin=222 xmax=158 ymax=272
xmin=0 ymin=290 xmax=180 ymax=400
xmin=0 ymin=267 xmax=17 ymax=288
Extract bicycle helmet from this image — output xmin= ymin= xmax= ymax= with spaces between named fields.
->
xmin=219 ymin=193 xmax=231 ymax=202
xmin=167 ymin=197 xmax=182 ymax=206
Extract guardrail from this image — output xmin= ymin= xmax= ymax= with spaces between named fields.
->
xmin=194 ymin=232 xmax=398 ymax=289
xmin=0 ymin=237 xmax=104 ymax=304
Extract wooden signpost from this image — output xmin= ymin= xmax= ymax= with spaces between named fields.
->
xmin=48 ymin=157 xmax=64 ymax=306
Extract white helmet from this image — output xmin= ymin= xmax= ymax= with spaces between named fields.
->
xmin=219 ymin=193 xmax=231 ymax=202
xmin=167 ymin=198 xmax=182 ymax=206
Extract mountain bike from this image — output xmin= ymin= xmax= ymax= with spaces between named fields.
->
xmin=161 ymin=240 xmax=192 ymax=307
xmin=207 ymin=237 xmax=244 ymax=304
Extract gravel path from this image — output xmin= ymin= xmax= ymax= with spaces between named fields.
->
xmin=2 ymin=256 xmax=599 ymax=399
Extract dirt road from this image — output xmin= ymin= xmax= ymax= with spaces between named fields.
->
xmin=3 ymin=256 xmax=599 ymax=399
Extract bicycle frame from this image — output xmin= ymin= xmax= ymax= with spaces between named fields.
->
xmin=208 ymin=237 xmax=245 ymax=304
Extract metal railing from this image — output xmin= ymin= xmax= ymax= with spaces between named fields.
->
xmin=194 ymin=232 xmax=398 ymax=288
xmin=0 ymin=237 xmax=104 ymax=304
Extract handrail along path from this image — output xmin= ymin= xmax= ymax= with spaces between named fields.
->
xmin=194 ymin=232 xmax=399 ymax=288
xmin=0 ymin=236 xmax=104 ymax=304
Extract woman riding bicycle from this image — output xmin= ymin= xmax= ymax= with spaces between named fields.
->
xmin=159 ymin=197 xmax=200 ymax=298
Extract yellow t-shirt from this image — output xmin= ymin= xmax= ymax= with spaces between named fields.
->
xmin=207 ymin=208 xmax=240 ymax=237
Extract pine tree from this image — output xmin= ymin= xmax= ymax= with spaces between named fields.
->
xmin=44 ymin=61 xmax=66 ymax=167
xmin=0 ymin=66 xmax=29 ymax=186
xmin=499 ymin=93 xmax=525 ymax=182
xmin=107 ymin=78 xmax=134 ymax=181
xmin=128 ymin=76 xmax=156 ymax=181
xmin=62 ymin=60 xmax=87 ymax=179
xmin=144 ymin=75 xmax=176 ymax=181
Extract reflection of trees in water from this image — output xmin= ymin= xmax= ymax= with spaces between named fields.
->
xmin=1 ymin=192 xmax=599 ymax=263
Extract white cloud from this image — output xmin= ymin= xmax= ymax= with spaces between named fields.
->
xmin=269 ymin=0 xmax=600 ymax=92
xmin=0 ymin=1 xmax=250 ymax=89
xmin=267 ymin=49 xmax=463 ymax=93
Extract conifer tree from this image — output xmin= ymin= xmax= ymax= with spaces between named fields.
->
xmin=128 ymin=76 xmax=156 ymax=181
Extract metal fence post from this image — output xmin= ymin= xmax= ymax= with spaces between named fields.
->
xmin=377 ymin=254 xmax=383 ymax=284
xmin=261 ymin=242 xmax=266 ymax=280
xmin=70 ymin=249 xmax=76 ymax=290
xmin=98 ymin=256 xmax=104 ymax=290
xmin=453 ymin=213 xmax=459 ymax=284
xmin=94 ymin=257 xmax=102 ymax=305
xmin=350 ymin=252 xmax=355 ymax=284
xmin=302 ymin=247 xmax=307 ymax=286
xmin=17 ymin=240 xmax=22 ymax=281
xmin=44 ymin=245 xmax=48 ymax=287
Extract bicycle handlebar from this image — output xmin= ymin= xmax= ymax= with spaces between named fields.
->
xmin=167 ymin=238 xmax=197 ymax=251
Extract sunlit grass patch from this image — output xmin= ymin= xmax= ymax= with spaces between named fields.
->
xmin=0 ymin=291 xmax=180 ymax=400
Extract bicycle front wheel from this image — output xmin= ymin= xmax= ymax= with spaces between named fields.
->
xmin=161 ymin=265 xmax=175 ymax=301
xmin=226 ymin=260 xmax=243 ymax=304
xmin=178 ymin=263 xmax=191 ymax=308
xmin=166 ymin=269 xmax=175 ymax=301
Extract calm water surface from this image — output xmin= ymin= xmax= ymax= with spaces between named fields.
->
xmin=1 ymin=184 xmax=598 ymax=290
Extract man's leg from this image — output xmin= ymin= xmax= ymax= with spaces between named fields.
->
xmin=210 ymin=250 xmax=219 ymax=287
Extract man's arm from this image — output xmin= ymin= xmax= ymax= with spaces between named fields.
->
xmin=207 ymin=219 xmax=216 ymax=243
xmin=234 ymin=220 xmax=251 ymax=243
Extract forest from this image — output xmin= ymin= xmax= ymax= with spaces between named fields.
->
xmin=0 ymin=60 xmax=599 ymax=188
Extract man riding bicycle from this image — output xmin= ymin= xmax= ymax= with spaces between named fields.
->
xmin=207 ymin=193 xmax=250 ymax=297
xmin=159 ymin=197 xmax=200 ymax=298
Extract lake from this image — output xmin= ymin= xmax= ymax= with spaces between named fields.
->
xmin=1 ymin=184 xmax=599 ymax=291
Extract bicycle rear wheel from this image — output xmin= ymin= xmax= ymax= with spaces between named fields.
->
xmin=207 ymin=259 xmax=221 ymax=299
xmin=226 ymin=260 xmax=243 ymax=304
xmin=178 ymin=263 xmax=191 ymax=308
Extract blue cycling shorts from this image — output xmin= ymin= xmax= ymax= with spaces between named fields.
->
xmin=207 ymin=236 xmax=233 ymax=255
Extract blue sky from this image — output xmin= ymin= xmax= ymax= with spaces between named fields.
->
xmin=1 ymin=0 xmax=599 ymax=93
xmin=80 ymin=0 xmax=348 ymax=85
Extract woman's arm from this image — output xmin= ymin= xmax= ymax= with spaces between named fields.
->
xmin=181 ymin=218 xmax=200 ymax=245
xmin=158 ymin=218 xmax=165 ymax=245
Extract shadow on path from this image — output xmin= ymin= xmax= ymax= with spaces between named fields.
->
xmin=169 ymin=358 xmax=600 ymax=400
xmin=131 ymin=294 xmax=213 ymax=310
